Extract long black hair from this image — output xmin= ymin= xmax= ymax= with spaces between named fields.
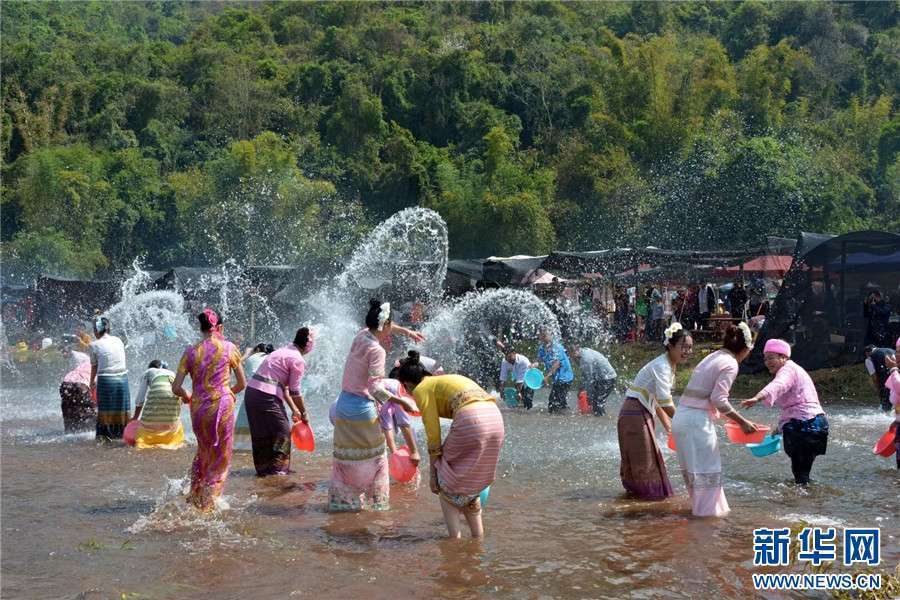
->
xmin=293 ymin=327 xmax=310 ymax=350
xmin=365 ymin=298 xmax=389 ymax=330
xmin=395 ymin=350 xmax=432 ymax=387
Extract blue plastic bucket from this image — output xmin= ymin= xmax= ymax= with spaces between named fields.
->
xmin=524 ymin=368 xmax=544 ymax=390
xmin=747 ymin=434 xmax=781 ymax=457
xmin=479 ymin=485 xmax=490 ymax=507
xmin=503 ymin=387 xmax=518 ymax=407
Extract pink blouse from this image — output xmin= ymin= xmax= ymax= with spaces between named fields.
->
xmin=62 ymin=360 xmax=92 ymax=386
xmin=758 ymin=360 xmax=824 ymax=426
xmin=885 ymin=368 xmax=900 ymax=423
xmin=678 ymin=349 xmax=738 ymax=417
xmin=247 ymin=343 xmax=306 ymax=400
xmin=340 ymin=329 xmax=390 ymax=402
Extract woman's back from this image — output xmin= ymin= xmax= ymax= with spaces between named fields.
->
xmin=178 ymin=337 xmax=241 ymax=403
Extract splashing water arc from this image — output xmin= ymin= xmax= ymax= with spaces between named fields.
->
xmin=422 ymin=288 xmax=561 ymax=385
xmin=339 ymin=207 xmax=448 ymax=304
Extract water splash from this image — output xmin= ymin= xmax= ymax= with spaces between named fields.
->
xmin=422 ymin=288 xmax=561 ymax=386
xmin=295 ymin=208 xmax=451 ymax=407
xmin=339 ymin=207 xmax=448 ymax=304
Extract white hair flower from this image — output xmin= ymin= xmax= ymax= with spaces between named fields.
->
xmin=738 ymin=321 xmax=754 ymax=349
xmin=377 ymin=302 xmax=391 ymax=331
xmin=664 ymin=322 xmax=683 ymax=344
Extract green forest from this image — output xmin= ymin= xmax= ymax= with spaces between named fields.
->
xmin=1 ymin=1 xmax=898 ymax=281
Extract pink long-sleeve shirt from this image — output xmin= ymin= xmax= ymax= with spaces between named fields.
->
xmin=340 ymin=329 xmax=390 ymax=402
xmin=678 ymin=349 xmax=738 ymax=417
xmin=758 ymin=360 xmax=824 ymax=427
xmin=247 ymin=343 xmax=306 ymax=400
xmin=62 ymin=359 xmax=92 ymax=386
xmin=885 ymin=368 xmax=900 ymax=423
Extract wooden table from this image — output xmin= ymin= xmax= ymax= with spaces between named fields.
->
xmin=705 ymin=315 xmax=741 ymax=333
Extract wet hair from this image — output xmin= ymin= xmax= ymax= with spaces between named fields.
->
xmin=265 ymin=344 xmax=274 ymax=354
xmin=721 ymin=325 xmax=750 ymax=354
xmin=253 ymin=343 xmax=267 ymax=354
xmin=197 ymin=308 xmax=221 ymax=332
xmin=365 ymin=298 xmax=387 ymax=330
xmin=663 ymin=328 xmax=691 ymax=349
xmin=396 ymin=350 xmax=432 ymax=386
xmin=148 ymin=359 xmax=162 ymax=369
xmin=293 ymin=327 xmax=310 ymax=350
xmin=94 ymin=316 xmax=109 ymax=336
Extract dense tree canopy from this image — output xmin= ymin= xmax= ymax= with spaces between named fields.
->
xmin=2 ymin=1 xmax=898 ymax=280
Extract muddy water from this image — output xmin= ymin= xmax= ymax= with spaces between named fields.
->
xmin=1 ymin=386 xmax=897 ymax=599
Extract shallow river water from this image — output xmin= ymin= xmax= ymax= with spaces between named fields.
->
xmin=1 ymin=385 xmax=897 ymax=599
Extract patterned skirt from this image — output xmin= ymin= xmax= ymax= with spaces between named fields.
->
xmin=188 ymin=395 xmax=236 ymax=512
xmin=96 ymin=374 xmax=130 ymax=440
xmin=244 ymin=387 xmax=292 ymax=476
xmin=134 ymin=421 xmax=185 ymax=450
xmin=329 ymin=391 xmax=389 ymax=512
xmin=671 ymin=406 xmax=730 ymax=517
xmin=60 ymin=382 xmax=96 ymax=433
xmin=617 ymin=397 xmax=674 ymax=501
xmin=435 ymin=401 xmax=504 ymax=504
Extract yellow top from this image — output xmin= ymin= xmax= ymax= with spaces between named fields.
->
xmin=411 ymin=374 xmax=494 ymax=459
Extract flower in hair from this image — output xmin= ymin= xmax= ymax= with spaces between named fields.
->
xmin=664 ymin=322 xmax=683 ymax=344
xmin=738 ymin=321 xmax=754 ymax=349
xmin=377 ymin=302 xmax=391 ymax=331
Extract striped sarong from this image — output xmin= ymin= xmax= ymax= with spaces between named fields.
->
xmin=135 ymin=373 xmax=184 ymax=450
xmin=96 ymin=373 xmax=130 ymax=440
xmin=435 ymin=401 xmax=504 ymax=498
xmin=329 ymin=391 xmax=389 ymax=512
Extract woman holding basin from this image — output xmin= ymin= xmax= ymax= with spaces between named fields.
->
xmin=671 ymin=323 xmax=759 ymax=517
xmin=740 ymin=338 xmax=828 ymax=486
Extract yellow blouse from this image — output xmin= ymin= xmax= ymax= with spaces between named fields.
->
xmin=411 ymin=374 xmax=494 ymax=459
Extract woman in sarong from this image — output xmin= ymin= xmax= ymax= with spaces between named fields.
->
xmin=741 ymin=338 xmax=828 ymax=485
xmin=172 ymin=309 xmax=246 ymax=511
xmin=617 ymin=323 xmax=693 ymax=500
xmin=131 ymin=360 xmax=184 ymax=449
xmin=396 ymin=353 xmax=504 ymax=538
xmin=329 ymin=299 xmax=423 ymax=512
xmin=244 ymin=329 xmax=312 ymax=476
xmin=884 ymin=346 xmax=900 ymax=469
xmin=88 ymin=317 xmax=130 ymax=441
xmin=60 ymin=350 xmax=96 ymax=433
xmin=672 ymin=324 xmax=759 ymax=516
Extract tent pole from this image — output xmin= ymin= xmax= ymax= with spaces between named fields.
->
xmin=823 ymin=245 xmax=831 ymax=321
xmin=839 ymin=241 xmax=846 ymax=330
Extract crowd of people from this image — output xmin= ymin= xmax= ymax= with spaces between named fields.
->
xmin=54 ymin=295 xmax=900 ymax=539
